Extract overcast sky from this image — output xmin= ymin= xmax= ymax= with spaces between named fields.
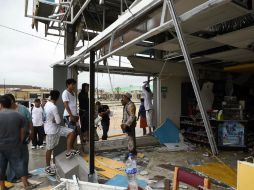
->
xmin=0 ymin=0 xmax=146 ymax=90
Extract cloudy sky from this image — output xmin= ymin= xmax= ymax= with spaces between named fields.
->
xmin=0 ymin=0 xmax=146 ymax=90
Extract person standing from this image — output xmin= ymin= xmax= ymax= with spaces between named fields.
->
xmin=78 ymin=83 xmax=89 ymax=142
xmin=137 ymin=98 xmax=148 ymax=136
xmin=44 ymin=90 xmax=77 ymax=175
xmin=5 ymin=94 xmax=33 ymax=184
xmin=31 ymin=99 xmax=44 ymax=149
xmin=142 ymin=81 xmax=153 ymax=134
xmin=121 ymin=93 xmax=137 ymax=156
xmin=0 ymin=95 xmax=35 ymax=190
xmin=98 ymin=101 xmax=110 ymax=140
xmin=41 ymin=98 xmax=47 ymax=145
xmin=62 ymin=79 xmax=79 ymax=132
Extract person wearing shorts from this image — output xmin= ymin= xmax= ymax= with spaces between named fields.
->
xmin=44 ymin=90 xmax=79 ymax=176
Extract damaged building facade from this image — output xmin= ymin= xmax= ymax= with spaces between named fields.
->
xmin=24 ymin=0 xmax=254 ymax=189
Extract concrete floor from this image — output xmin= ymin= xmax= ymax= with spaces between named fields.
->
xmin=11 ymin=140 xmax=250 ymax=190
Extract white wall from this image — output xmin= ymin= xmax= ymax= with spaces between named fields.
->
xmin=159 ymin=77 xmax=183 ymax=127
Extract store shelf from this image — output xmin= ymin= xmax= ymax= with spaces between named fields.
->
xmin=185 ymin=137 xmax=209 ymax=145
xmin=183 ymin=132 xmax=208 ymax=137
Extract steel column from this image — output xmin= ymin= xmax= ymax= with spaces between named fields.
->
xmin=89 ymin=50 xmax=96 ymax=181
xmin=166 ymin=0 xmax=218 ymax=155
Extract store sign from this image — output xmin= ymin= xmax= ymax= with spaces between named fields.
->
xmin=161 ymin=86 xmax=168 ymax=93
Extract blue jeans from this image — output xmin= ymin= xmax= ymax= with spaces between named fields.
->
xmin=6 ymin=144 xmax=29 ymax=182
xmin=0 ymin=146 xmax=24 ymax=181
xmin=64 ymin=116 xmax=79 ymax=134
xmin=101 ymin=121 xmax=110 ymax=140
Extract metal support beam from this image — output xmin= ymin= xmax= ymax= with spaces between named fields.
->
xmin=24 ymin=0 xmax=91 ymax=25
xmin=166 ymin=0 xmax=218 ymax=155
xmin=88 ymin=50 xmax=95 ymax=181
xmin=108 ymin=32 xmax=115 ymax=53
xmin=156 ymin=77 xmax=161 ymax=125
xmin=160 ymin=0 xmax=167 ymax=25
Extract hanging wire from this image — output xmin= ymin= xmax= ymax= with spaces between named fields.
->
xmin=158 ymin=59 xmax=167 ymax=79
xmin=0 ymin=24 xmax=63 ymax=45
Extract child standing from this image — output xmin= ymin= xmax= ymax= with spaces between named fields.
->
xmin=137 ymin=98 xmax=148 ymax=136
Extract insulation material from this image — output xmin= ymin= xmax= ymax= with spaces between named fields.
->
xmin=237 ymin=161 xmax=254 ymax=190
xmin=193 ymin=162 xmax=237 ymax=188
xmin=209 ymin=13 xmax=254 ymax=37
xmin=83 ymin=155 xmax=126 ymax=179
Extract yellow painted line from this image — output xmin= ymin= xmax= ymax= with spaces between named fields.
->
xmin=108 ymin=134 xmax=127 ymax=138
xmin=84 ymin=155 xmax=126 ymax=179
xmin=5 ymin=181 xmax=14 ymax=188
xmin=224 ymin=63 xmax=254 ymax=72
xmin=193 ymin=162 xmax=237 ymax=188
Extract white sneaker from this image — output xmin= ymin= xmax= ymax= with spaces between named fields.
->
xmin=39 ymin=145 xmax=44 ymax=149
xmin=31 ymin=146 xmax=36 ymax=149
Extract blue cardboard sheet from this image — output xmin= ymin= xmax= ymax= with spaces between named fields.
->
xmin=154 ymin=118 xmax=180 ymax=144
xmin=106 ymin=175 xmax=147 ymax=188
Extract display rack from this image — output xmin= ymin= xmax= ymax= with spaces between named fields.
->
xmin=180 ymin=116 xmax=254 ymax=151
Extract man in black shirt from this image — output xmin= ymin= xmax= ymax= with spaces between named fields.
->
xmin=98 ymin=102 xmax=110 ymax=140
xmin=78 ymin=83 xmax=89 ymax=142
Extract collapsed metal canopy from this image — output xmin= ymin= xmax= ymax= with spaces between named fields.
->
xmin=48 ymin=0 xmax=254 ymax=156
xmin=52 ymin=0 xmax=254 ymax=70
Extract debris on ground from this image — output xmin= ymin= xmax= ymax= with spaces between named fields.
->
xmin=157 ymin=163 xmax=175 ymax=171
xmin=187 ymin=159 xmax=204 ymax=166
xmin=164 ymin=143 xmax=189 ymax=152
xmin=149 ymin=180 xmax=165 ymax=189
xmin=192 ymin=162 xmax=237 ymax=188
xmin=140 ymin=170 xmax=149 ymax=176
xmin=203 ymin=152 xmax=210 ymax=157
xmin=179 ymin=184 xmax=188 ymax=189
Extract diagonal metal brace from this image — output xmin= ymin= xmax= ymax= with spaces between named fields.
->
xmin=165 ymin=0 xmax=218 ymax=155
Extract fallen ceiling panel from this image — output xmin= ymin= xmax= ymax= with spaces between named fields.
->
xmin=76 ymin=63 xmax=153 ymax=76
xmin=182 ymin=2 xmax=251 ymax=33
xmin=115 ymin=45 xmax=149 ymax=56
xmin=212 ymin=26 xmax=254 ymax=48
xmin=205 ymin=49 xmax=254 ymax=63
xmin=128 ymin=56 xmax=188 ymax=77
xmin=154 ymin=35 xmax=223 ymax=54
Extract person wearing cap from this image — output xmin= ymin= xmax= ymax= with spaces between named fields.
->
xmin=121 ymin=92 xmax=137 ymax=156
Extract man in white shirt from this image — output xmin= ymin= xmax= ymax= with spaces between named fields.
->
xmin=62 ymin=79 xmax=79 ymax=133
xmin=44 ymin=90 xmax=78 ymax=176
xmin=31 ymin=99 xmax=44 ymax=149
xmin=142 ymin=81 xmax=153 ymax=134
